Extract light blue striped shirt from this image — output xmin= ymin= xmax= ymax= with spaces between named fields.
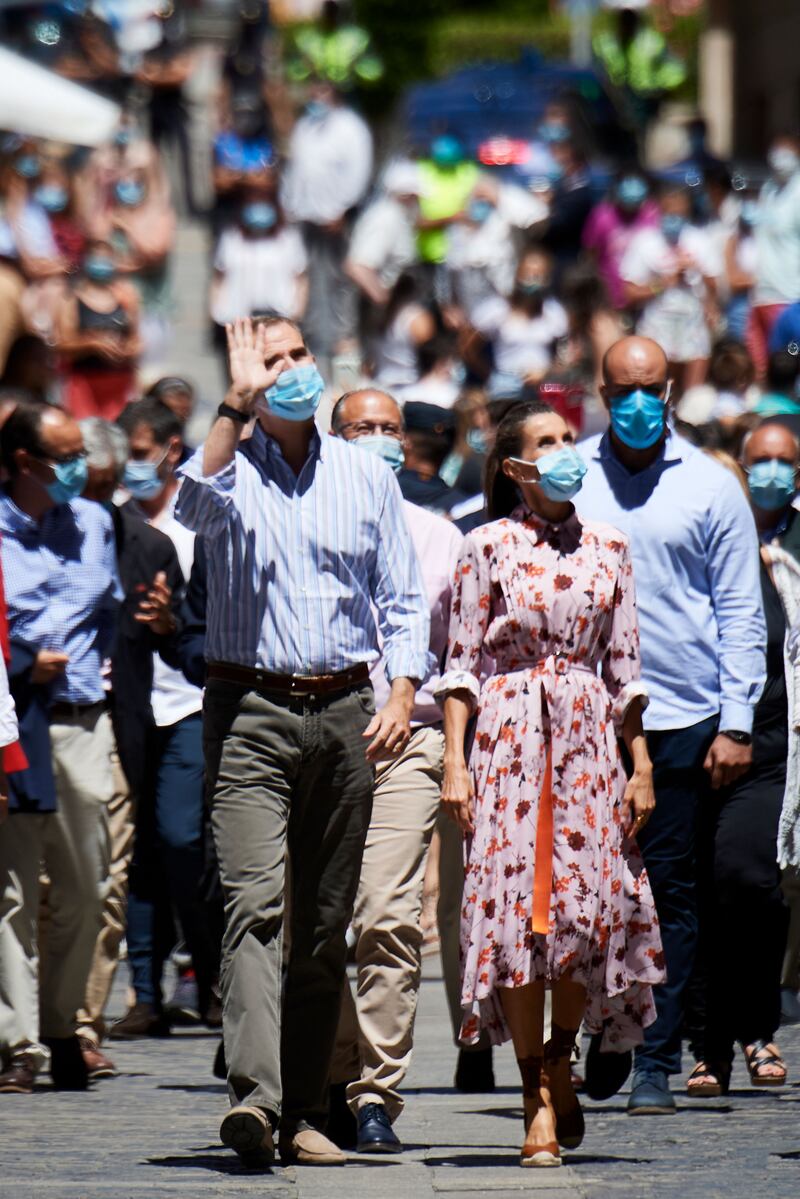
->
xmin=175 ymin=425 xmax=430 ymax=681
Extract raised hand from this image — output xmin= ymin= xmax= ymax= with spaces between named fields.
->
xmin=226 ymin=318 xmax=272 ymax=407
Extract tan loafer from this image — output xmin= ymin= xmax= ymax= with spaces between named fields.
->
xmin=220 ymin=1105 xmax=275 ymax=1167
xmin=279 ymin=1122 xmax=346 ymax=1166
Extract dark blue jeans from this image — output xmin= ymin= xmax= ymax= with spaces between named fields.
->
xmin=127 ymin=713 xmax=217 ymax=1010
xmin=634 ymin=714 xmax=718 ymax=1077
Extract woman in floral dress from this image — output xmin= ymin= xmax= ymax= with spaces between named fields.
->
xmin=438 ymin=401 xmax=664 ymax=1168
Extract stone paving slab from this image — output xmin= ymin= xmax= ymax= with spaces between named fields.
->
xmin=2 ymin=961 xmax=798 ymax=1199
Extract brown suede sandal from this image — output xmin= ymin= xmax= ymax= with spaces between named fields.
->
xmin=544 ymin=1024 xmax=585 ymax=1150
xmin=517 ymin=1055 xmax=561 ymax=1168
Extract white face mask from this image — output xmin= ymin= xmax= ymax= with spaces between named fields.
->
xmin=769 ymin=146 xmax=800 ymax=178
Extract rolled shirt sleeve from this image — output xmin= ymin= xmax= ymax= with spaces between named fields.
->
xmin=176 ymin=448 xmax=238 ymax=536
xmin=370 ymin=470 xmax=431 ymax=684
xmin=434 ymin=533 xmax=491 ymax=711
xmin=706 ymin=474 xmax=766 ymax=732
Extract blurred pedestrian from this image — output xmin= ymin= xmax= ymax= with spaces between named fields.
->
xmin=579 ymin=336 xmax=766 ymax=1115
xmin=372 ymin=273 xmax=436 ymax=397
xmin=56 ymin=240 xmax=141 ymax=420
xmin=281 ymin=80 xmax=372 ymax=370
xmin=175 ymin=316 xmax=429 ymax=1167
xmin=724 ymin=196 xmax=758 ymax=342
xmin=583 ymin=169 xmax=659 ymax=309
xmin=749 ymin=134 xmax=800 ymax=377
xmin=345 ymin=160 xmax=423 ymax=315
xmin=417 ymin=135 xmax=479 ymax=271
xmin=396 ymin=401 xmax=468 ymax=516
xmin=438 ymin=399 xmax=662 ymax=1168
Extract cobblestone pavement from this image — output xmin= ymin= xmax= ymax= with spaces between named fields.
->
xmin=1 ymin=960 xmax=799 ymax=1199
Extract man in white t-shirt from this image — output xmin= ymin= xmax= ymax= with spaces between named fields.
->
xmin=109 ymin=398 xmax=219 ymax=1038
xmin=345 ymin=160 xmax=422 ymax=307
xmin=281 ymin=80 xmax=374 ymax=366
xmin=750 ymin=135 xmax=800 ymax=376
xmin=210 ymin=198 xmax=308 ymax=328
xmin=620 ymin=183 xmax=721 ymax=389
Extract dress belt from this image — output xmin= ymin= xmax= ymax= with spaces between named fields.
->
xmin=206 ymin=660 xmax=370 ymax=698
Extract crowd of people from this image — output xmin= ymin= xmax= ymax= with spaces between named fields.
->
xmin=1 ymin=0 xmax=800 ymax=1177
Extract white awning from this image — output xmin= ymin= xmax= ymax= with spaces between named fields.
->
xmin=0 ymin=48 xmax=120 ymax=147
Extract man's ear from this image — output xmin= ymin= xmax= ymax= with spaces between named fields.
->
xmin=598 ymin=384 xmax=611 ymax=412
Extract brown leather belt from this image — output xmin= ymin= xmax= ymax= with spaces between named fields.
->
xmin=206 ymin=661 xmax=370 ymax=698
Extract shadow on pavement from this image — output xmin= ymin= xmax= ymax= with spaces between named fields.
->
xmin=157 ymin=1082 xmax=227 ymax=1094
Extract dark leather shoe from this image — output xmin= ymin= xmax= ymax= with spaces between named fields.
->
xmin=455 ymin=1046 xmax=495 ymax=1093
xmin=43 ymin=1036 xmax=88 ymax=1090
xmin=220 ymin=1105 xmax=275 ymax=1168
xmin=109 ymin=1002 xmax=170 ymax=1040
xmin=583 ymin=1032 xmax=632 ymax=1101
xmin=78 ymin=1036 xmax=117 ymax=1080
xmin=356 ymin=1103 xmax=403 ymax=1154
xmin=0 ymin=1053 xmax=37 ymax=1093
xmin=327 ymin=1081 xmax=358 ymax=1150
xmin=627 ymin=1069 xmax=676 ymax=1115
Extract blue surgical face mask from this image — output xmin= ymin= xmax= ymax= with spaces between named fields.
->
xmin=769 ymin=146 xmax=800 ymax=179
xmin=538 ymin=122 xmax=570 ymax=145
xmin=306 ymin=100 xmax=331 ymax=121
xmin=466 ymin=427 xmax=488 ymax=454
xmin=609 ymin=386 xmax=669 ymax=451
xmin=740 ymin=200 xmax=760 ymax=228
xmin=114 ymin=128 xmax=132 ymax=148
xmin=123 ymin=449 xmax=168 ymax=500
xmin=35 ymin=184 xmax=68 ymax=214
xmin=616 ymin=176 xmax=648 ymax=209
xmin=261 ymin=363 xmax=324 ymax=422
xmin=115 ymin=179 xmax=146 ymax=207
xmin=84 ymin=255 xmax=116 ymax=284
xmin=518 ymin=278 xmax=546 ymax=297
xmin=15 ymin=154 xmax=41 ymax=180
xmin=661 ymin=213 xmax=686 ymax=245
xmin=353 ymin=433 xmax=404 ymax=473
xmin=747 ymin=459 xmax=797 ymax=511
xmin=241 ymin=200 xmax=277 ymax=233
xmin=512 ymin=446 xmax=587 ymax=502
xmin=468 ymin=198 xmax=493 ymax=224
xmin=38 ymin=456 xmax=88 ymax=505
xmin=431 ymin=134 xmax=463 ymax=167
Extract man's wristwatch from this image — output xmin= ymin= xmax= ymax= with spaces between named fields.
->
xmin=217 ymin=401 xmax=251 ymax=425
xmin=719 ymin=729 xmax=752 ymax=746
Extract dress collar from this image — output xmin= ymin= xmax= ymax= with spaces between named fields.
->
xmin=511 ymin=502 xmax=583 ymax=547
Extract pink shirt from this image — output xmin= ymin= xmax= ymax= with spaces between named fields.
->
xmin=582 ymin=199 xmax=660 ymax=308
xmin=371 ymin=500 xmax=463 ymax=726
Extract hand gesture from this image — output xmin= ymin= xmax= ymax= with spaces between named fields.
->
xmin=134 ymin=571 xmax=175 ymax=636
xmin=226 ymin=318 xmax=272 ymax=407
xmin=30 ymin=650 xmax=69 ymax=685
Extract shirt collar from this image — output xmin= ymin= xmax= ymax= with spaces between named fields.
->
xmin=248 ymin=420 xmax=324 ymax=466
xmin=595 ymin=426 xmax=686 ymax=469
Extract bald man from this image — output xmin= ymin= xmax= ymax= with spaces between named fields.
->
xmin=329 ymin=388 xmax=465 ymax=1152
xmin=578 ymin=336 xmax=766 ymax=1114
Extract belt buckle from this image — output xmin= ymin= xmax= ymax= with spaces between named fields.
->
xmin=289 ymin=672 xmax=308 ymax=698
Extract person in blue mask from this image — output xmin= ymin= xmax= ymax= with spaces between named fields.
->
xmin=578 ymin=335 xmax=766 ymax=1116
xmin=683 ymin=421 xmax=800 ymax=1099
xmin=108 ymin=398 xmax=221 ymax=1045
xmin=620 ymin=183 xmax=721 ymax=392
xmin=175 ymin=316 xmax=429 ymax=1169
xmin=438 ymin=398 xmax=662 ymax=1169
xmin=0 ymin=401 xmax=121 ymax=1095
xmin=56 ymin=240 xmax=141 ymax=421
xmin=328 ymin=386 xmax=465 ymax=1153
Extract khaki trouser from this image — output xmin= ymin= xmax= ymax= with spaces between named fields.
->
xmin=204 ymin=678 xmax=374 ymax=1127
xmin=0 ymin=708 xmax=113 ymax=1063
xmin=332 ymin=725 xmax=443 ymax=1122
xmin=782 ymin=867 xmax=800 ymax=992
xmin=77 ymin=749 xmax=133 ymax=1043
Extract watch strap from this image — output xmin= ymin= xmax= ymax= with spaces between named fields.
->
xmin=719 ymin=729 xmax=752 ymax=745
xmin=217 ymin=401 xmax=251 ymax=425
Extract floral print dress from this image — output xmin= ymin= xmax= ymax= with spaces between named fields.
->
xmin=437 ymin=506 xmax=665 ymax=1051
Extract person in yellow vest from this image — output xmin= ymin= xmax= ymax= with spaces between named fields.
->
xmin=593 ymin=6 xmax=686 ymax=131
xmin=417 ymin=135 xmax=479 ymax=268
xmin=286 ymin=0 xmax=383 ymax=90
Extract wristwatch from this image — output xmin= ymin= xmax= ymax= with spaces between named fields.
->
xmin=217 ymin=401 xmax=251 ymax=425
xmin=719 ymin=729 xmax=752 ymax=746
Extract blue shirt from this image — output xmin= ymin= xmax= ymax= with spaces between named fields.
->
xmin=0 ymin=495 xmax=122 ymax=706
xmin=769 ymin=301 xmax=800 ymax=353
xmin=176 ymin=426 xmax=430 ymax=681
xmin=578 ymin=431 xmax=766 ymax=732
